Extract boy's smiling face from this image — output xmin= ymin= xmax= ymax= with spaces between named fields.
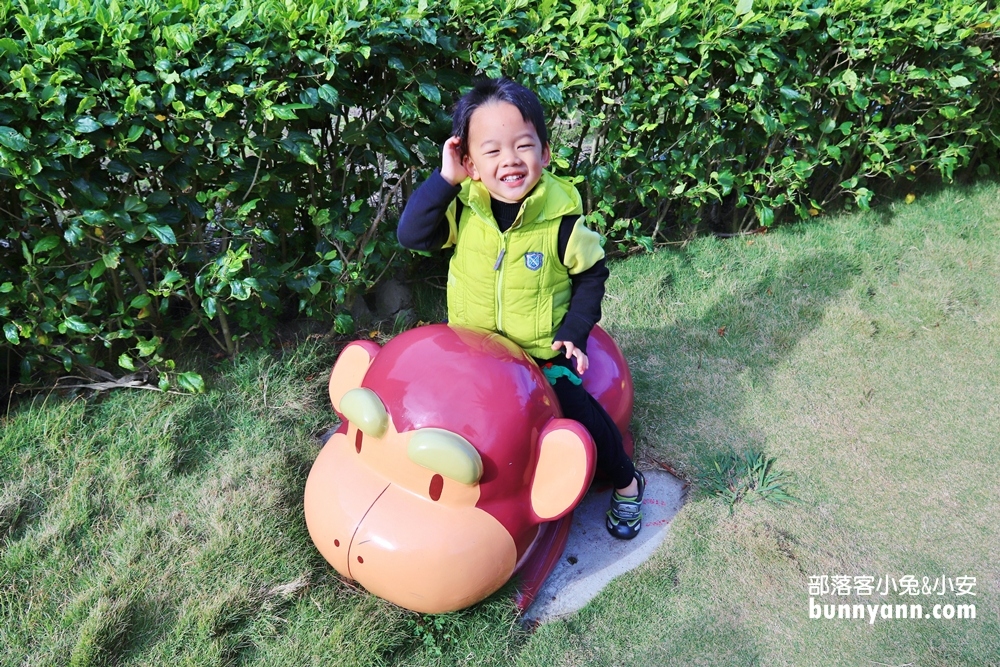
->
xmin=462 ymin=101 xmax=550 ymax=204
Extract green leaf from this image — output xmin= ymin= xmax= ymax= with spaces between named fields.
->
xmin=296 ymin=49 xmax=327 ymax=66
xmin=779 ymin=87 xmax=803 ymax=101
xmin=74 ymin=116 xmax=102 ymax=133
xmin=64 ymin=224 xmax=84 ymax=245
xmin=225 ymin=8 xmax=251 ymax=30
xmin=230 ymin=280 xmax=251 ymax=300
xmin=148 ymin=224 xmax=177 ymax=244
xmin=0 ymin=38 xmax=20 ymax=55
xmin=118 ymin=353 xmax=137 ymax=371
xmin=334 ymin=313 xmax=354 ymax=334
xmin=0 ymin=282 xmax=13 ymax=293
xmin=756 ymin=206 xmax=775 ymax=226
xmin=417 ymin=83 xmax=441 ymax=105
xmin=385 ymin=132 xmax=411 ymax=160
xmin=570 ymin=0 xmax=593 ymax=25
xmin=77 ymin=96 xmax=97 ymax=115
xmin=948 ymin=75 xmax=971 ymax=88
xmin=656 ymin=1 xmax=677 ymax=23
xmin=177 ymin=371 xmax=206 ymax=394
xmin=735 ymin=0 xmax=753 ymax=16
xmin=124 ymin=195 xmax=147 ymax=213
xmin=237 ymin=199 xmax=259 ymax=218
xmin=32 ymin=236 xmax=62 ymax=254
xmin=135 ymin=338 xmax=158 ymax=357
xmin=165 ymin=25 xmax=195 ymax=52
xmin=318 ymin=84 xmax=339 ymax=106
xmin=4 ymin=322 xmax=19 ymax=345
xmin=0 ymin=126 xmax=30 ymax=151
xmin=130 ymin=294 xmax=152 ymax=309
xmin=161 ymin=270 xmax=182 ymax=285
xmin=63 ymin=316 xmax=96 ymax=334
xmin=270 ymin=105 xmax=301 ymax=120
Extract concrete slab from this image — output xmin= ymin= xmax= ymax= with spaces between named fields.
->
xmin=522 ymin=468 xmax=686 ymax=625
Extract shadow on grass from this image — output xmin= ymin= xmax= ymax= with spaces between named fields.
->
xmin=619 ymin=246 xmax=864 ymax=483
xmin=167 ymin=398 xmax=236 ymax=476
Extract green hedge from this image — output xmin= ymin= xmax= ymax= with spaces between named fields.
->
xmin=2 ymin=0 xmax=998 ymax=388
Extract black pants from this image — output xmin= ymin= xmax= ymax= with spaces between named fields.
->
xmin=533 ymin=354 xmax=636 ymax=490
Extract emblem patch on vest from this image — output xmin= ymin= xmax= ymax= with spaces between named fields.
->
xmin=524 ymin=252 xmax=544 ymax=271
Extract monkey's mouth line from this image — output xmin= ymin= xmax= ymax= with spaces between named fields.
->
xmin=346 ymin=482 xmax=390 ymax=578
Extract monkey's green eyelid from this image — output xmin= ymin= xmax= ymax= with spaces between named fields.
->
xmin=408 ymin=429 xmax=483 ymax=485
xmin=339 ymin=388 xmax=388 ymax=438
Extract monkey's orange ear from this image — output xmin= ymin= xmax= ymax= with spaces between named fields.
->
xmin=329 ymin=340 xmax=382 ymax=415
xmin=529 ymin=419 xmax=596 ymax=522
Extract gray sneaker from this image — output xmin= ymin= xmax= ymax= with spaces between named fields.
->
xmin=606 ymin=470 xmax=645 ymax=540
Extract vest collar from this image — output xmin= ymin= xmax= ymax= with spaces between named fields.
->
xmin=460 ymin=170 xmax=583 ymax=228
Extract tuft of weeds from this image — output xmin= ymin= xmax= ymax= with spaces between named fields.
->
xmin=394 ymin=584 xmax=527 ymax=665
xmin=406 ymin=613 xmax=462 ymax=658
xmin=702 ymin=450 xmax=798 ymax=513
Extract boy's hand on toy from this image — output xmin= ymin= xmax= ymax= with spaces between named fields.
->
xmin=552 ymin=341 xmax=589 ymax=375
xmin=440 ymin=136 xmax=471 ymax=186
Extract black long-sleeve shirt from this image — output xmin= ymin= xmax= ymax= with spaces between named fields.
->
xmin=397 ymin=170 xmax=608 ymax=352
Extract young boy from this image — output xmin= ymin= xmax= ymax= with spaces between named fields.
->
xmin=397 ymin=77 xmax=644 ymax=539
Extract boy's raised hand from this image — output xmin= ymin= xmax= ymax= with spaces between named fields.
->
xmin=440 ymin=136 xmax=470 ymax=186
xmin=552 ymin=341 xmax=589 ymax=375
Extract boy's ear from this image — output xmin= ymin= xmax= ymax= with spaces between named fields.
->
xmin=541 ymin=144 xmax=551 ymax=168
xmin=462 ymin=154 xmax=480 ymax=181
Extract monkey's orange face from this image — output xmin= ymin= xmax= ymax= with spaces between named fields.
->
xmin=303 ymin=325 xmax=597 ymax=614
xmin=305 ymin=416 xmax=518 ymax=613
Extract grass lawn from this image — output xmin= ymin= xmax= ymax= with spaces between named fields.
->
xmin=3 ymin=182 xmax=999 ymax=666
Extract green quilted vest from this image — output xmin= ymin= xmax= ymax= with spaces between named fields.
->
xmin=446 ymin=171 xmax=583 ymax=359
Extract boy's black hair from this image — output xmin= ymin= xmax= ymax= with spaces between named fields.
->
xmin=452 ymin=77 xmax=548 ymax=157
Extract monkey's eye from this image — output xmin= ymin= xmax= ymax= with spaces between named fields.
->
xmin=339 ymin=388 xmax=388 ymax=438
xmin=428 ymin=474 xmax=444 ymax=501
xmin=408 ymin=429 xmax=483 ymax=485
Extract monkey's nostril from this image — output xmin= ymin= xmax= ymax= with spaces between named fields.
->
xmin=334 ymin=539 xmax=340 ymax=547
xmin=355 ymin=429 xmax=363 ymax=453
xmin=357 ymin=556 xmax=364 ymax=564
xmin=429 ymin=474 xmax=444 ymax=501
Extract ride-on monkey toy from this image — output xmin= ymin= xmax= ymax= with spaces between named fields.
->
xmin=304 ymin=324 xmax=633 ymax=614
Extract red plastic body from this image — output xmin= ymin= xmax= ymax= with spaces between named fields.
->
xmin=304 ymin=324 xmax=633 ymax=613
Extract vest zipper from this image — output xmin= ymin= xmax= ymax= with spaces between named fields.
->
xmin=496 ymin=211 xmax=528 ymax=334
xmin=494 ymin=233 xmax=507 ymax=334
